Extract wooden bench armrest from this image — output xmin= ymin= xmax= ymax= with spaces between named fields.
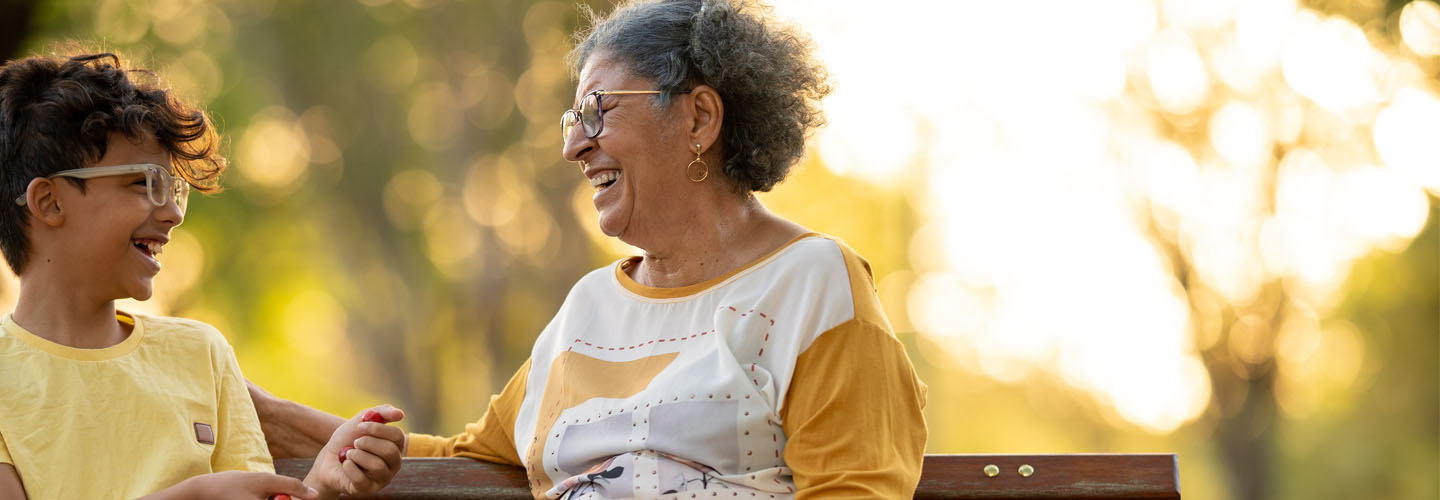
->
xmin=916 ymin=454 xmax=1179 ymax=499
xmin=275 ymin=453 xmax=1179 ymax=499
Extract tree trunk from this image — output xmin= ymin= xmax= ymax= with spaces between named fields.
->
xmin=0 ymin=0 xmax=38 ymax=62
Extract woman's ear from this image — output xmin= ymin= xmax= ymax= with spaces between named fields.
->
xmin=24 ymin=177 xmax=66 ymax=227
xmin=688 ymin=85 xmax=724 ymax=154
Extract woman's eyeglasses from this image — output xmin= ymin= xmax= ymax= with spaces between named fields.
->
xmin=14 ymin=163 xmax=189 ymax=210
xmin=561 ymin=89 xmax=691 ymax=141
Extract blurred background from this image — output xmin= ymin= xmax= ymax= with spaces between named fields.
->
xmin=1 ymin=0 xmax=1435 ymax=498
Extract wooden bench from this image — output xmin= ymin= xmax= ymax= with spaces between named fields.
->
xmin=276 ymin=454 xmax=1180 ymax=499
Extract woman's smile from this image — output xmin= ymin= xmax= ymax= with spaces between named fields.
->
xmin=590 ymin=170 xmax=621 ymax=191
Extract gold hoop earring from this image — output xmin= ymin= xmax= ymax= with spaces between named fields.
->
xmin=687 ymin=143 xmax=708 ymax=183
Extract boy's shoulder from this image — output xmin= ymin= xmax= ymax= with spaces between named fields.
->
xmin=129 ymin=313 xmax=235 ymax=354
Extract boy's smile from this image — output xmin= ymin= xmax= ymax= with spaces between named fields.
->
xmin=48 ymin=132 xmax=185 ymax=302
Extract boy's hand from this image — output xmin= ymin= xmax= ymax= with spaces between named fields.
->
xmin=140 ymin=471 xmax=319 ymax=500
xmin=303 ymin=405 xmax=406 ymax=498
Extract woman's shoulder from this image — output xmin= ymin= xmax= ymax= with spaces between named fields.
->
xmin=768 ymin=233 xmax=872 ymax=280
xmin=768 ymin=233 xmax=889 ymax=326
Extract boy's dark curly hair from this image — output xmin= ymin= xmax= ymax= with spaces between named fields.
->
xmin=0 ymin=51 xmax=226 ymax=273
xmin=568 ymin=0 xmax=832 ymax=195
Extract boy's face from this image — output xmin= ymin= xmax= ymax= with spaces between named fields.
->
xmin=51 ymin=133 xmax=184 ymax=301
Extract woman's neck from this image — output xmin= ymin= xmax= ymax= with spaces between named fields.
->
xmin=627 ymin=195 xmax=807 ymax=288
xmin=11 ymin=266 xmax=128 ymax=349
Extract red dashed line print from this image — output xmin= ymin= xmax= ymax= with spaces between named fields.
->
xmin=566 ymin=307 xmax=773 ymax=353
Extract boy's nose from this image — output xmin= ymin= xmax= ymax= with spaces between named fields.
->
xmin=155 ymin=198 xmax=184 ymax=227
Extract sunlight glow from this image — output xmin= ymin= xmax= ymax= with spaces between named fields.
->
xmin=1281 ymin=14 xmax=1380 ymax=113
xmin=814 ymin=94 xmax=916 ymax=187
xmin=1373 ymin=87 xmax=1440 ymax=195
xmin=1147 ymin=29 xmax=1211 ymax=114
xmin=1335 ymin=166 xmax=1431 ymax=250
xmin=1210 ymin=102 xmax=1272 ymax=169
xmin=1400 ymin=0 xmax=1440 ymax=57
xmin=777 ymin=0 xmax=1434 ymax=433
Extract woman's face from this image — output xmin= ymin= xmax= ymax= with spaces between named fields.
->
xmin=563 ymin=52 xmax=694 ymax=244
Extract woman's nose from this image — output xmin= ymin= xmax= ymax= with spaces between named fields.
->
xmin=562 ymin=124 xmax=595 ymax=163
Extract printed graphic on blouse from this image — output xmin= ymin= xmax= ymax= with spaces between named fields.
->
xmin=528 ymin=324 xmax=798 ymax=499
xmin=512 ymin=236 xmax=879 ymax=499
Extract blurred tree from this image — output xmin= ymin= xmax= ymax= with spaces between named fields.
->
xmin=0 ymin=0 xmax=38 ymax=61
xmin=1144 ymin=2 xmax=1439 ymax=497
xmin=6 ymin=2 xmax=1436 ymax=500
xmin=7 ymin=0 xmax=614 ymax=434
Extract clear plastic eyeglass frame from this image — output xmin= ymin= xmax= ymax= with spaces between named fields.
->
xmin=13 ymin=163 xmax=189 ymax=210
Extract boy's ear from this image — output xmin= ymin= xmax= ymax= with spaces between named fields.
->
xmin=24 ymin=178 xmax=65 ymax=227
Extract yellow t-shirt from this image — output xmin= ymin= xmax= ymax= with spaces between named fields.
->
xmin=0 ymin=312 xmax=273 ymax=498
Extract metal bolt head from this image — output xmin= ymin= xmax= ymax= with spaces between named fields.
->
xmin=1018 ymin=464 xmax=1035 ymax=477
xmin=983 ymin=464 xmax=1000 ymax=477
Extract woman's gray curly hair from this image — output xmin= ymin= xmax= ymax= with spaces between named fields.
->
xmin=568 ymin=0 xmax=832 ymax=194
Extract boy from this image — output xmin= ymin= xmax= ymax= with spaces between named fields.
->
xmin=0 ymin=52 xmax=405 ymax=499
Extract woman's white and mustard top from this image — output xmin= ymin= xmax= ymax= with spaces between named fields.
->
xmin=408 ymin=234 xmax=928 ymax=499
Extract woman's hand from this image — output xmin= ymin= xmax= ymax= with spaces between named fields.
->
xmin=302 ymin=405 xmax=407 ymax=499
xmin=137 ymin=471 xmax=319 ymax=500
xmin=247 ymin=379 xmax=347 ymax=459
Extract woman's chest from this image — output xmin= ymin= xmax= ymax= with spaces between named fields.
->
xmin=523 ymin=332 xmax=792 ymax=478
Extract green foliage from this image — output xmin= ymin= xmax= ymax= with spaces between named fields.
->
xmin=7 ymin=2 xmax=1436 ymax=499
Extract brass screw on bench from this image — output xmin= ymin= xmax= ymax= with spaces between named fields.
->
xmin=983 ymin=464 xmax=999 ymax=477
xmin=1018 ymin=464 xmax=1035 ymax=477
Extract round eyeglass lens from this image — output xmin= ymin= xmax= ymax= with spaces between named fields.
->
xmin=580 ymin=94 xmax=602 ymax=137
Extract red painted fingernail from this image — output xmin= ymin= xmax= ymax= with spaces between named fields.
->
xmin=273 ymin=495 xmax=291 ymax=500
xmin=361 ymin=409 xmax=386 ymax=423
xmin=339 ymin=445 xmax=354 ymax=462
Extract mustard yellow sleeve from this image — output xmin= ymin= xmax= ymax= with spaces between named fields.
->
xmin=407 ymin=359 xmax=529 ymax=466
xmin=0 ymin=430 xmax=10 ymax=464
xmin=780 ymin=320 xmax=928 ymax=499
xmin=212 ymin=339 xmax=275 ymax=473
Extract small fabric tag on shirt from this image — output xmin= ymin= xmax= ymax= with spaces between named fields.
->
xmin=194 ymin=422 xmax=215 ymax=445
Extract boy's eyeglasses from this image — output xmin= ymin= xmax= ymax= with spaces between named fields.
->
xmin=561 ymin=89 xmax=691 ymax=141
xmin=13 ymin=163 xmax=189 ymax=210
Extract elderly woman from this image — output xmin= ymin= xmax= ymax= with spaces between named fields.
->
xmin=250 ymin=0 xmax=926 ymax=497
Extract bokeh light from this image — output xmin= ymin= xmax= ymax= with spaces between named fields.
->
xmin=5 ymin=1 xmax=1434 ymax=499
xmin=1400 ymin=0 xmax=1440 ymax=56
xmin=774 ymin=0 xmax=1437 ymax=441
xmin=237 ymin=106 xmax=312 ymax=196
